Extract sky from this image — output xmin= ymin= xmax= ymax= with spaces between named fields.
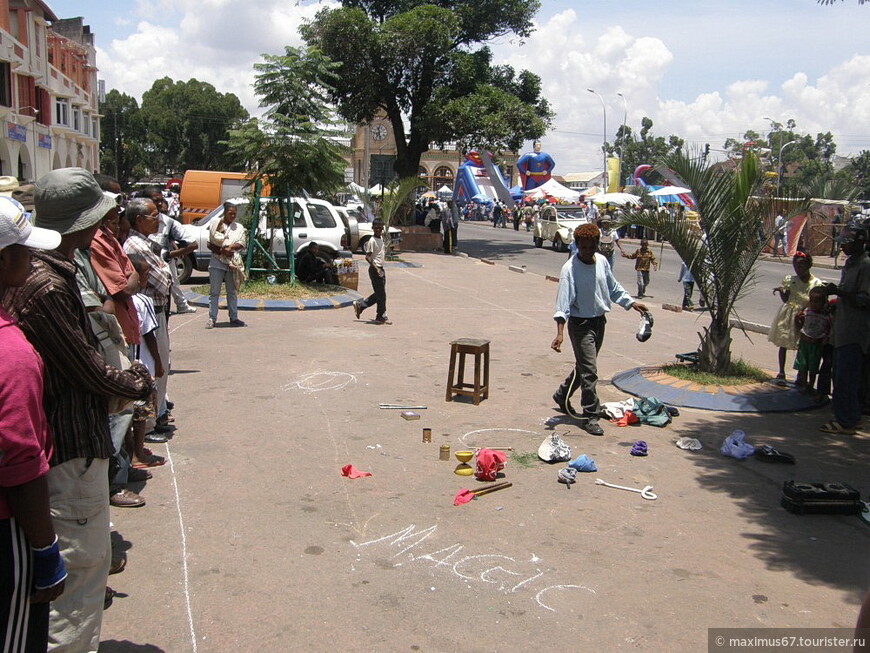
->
xmin=49 ymin=0 xmax=870 ymax=175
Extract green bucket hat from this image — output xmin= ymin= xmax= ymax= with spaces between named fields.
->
xmin=33 ymin=167 xmax=117 ymax=235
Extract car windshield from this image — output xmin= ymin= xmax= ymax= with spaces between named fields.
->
xmin=307 ymin=203 xmax=337 ymax=228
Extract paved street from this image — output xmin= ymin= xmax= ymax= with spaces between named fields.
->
xmin=100 ymin=251 xmax=868 ymax=652
xmin=456 ymin=221 xmax=842 ymax=329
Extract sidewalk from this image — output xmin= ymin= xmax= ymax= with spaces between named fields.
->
xmin=100 ymin=251 xmax=869 ymax=652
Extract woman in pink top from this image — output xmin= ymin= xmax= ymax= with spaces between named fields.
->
xmin=0 ymin=197 xmax=67 ymax=652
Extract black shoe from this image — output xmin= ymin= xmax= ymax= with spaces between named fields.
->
xmin=165 ymin=400 xmax=175 ymax=410
xmin=144 ymin=432 xmax=169 ymax=444
xmin=582 ymin=420 xmax=604 ymax=436
xmin=152 ymin=423 xmax=174 ymax=434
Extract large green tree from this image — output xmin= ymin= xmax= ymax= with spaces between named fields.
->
xmin=299 ymin=0 xmax=552 ymax=178
xmin=139 ymin=77 xmax=248 ymax=175
xmin=98 ymin=90 xmax=145 ymax=185
xmin=724 ymin=121 xmax=838 ymax=196
xmin=845 ymin=150 xmax=870 ymax=200
xmin=607 ymin=117 xmax=685 ymax=188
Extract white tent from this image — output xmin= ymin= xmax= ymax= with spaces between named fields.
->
xmin=437 ymin=184 xmax=452 ymax=195
xmin=592 ymin=192 xmax=641 ymax=206
xmin=369 ymin=183 xmax=385 ymax=196
xmin=524 ymin=178 xmax=581 ymax=202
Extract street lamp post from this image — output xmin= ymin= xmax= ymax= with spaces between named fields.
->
xmin=777 ymin=140 xmax=797 ymax=197
xmin=587 ymin=88 xmax=607 ymax=191
xmin=616 ymin=92 xmax=627 ymax=189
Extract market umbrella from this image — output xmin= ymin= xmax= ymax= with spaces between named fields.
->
xmin=649 ymin=186 xmax=692 ymax=196
xmin=420 ymin=190 xmax=437 ymax=199
xmin=591 ymin=192 xmax=641 ymax=206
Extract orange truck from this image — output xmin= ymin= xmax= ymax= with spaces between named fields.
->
xmin=179 ymin=170 xmax=270 ymax=224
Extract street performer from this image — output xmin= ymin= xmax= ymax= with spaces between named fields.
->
xmin=551 ymin=223 xmax=648 ymax=435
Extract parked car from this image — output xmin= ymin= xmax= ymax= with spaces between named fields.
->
xmin=334 ymin=205 xmax=402 ymax=254
xmin=533 ymin=209 xmax=590 ymax=252
xmin=175 ymin=197 xmax=349 ymax=283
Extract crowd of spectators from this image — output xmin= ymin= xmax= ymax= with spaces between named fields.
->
xmin=0 ymin=167 xmax=193 ymax=651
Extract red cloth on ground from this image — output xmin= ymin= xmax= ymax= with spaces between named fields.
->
xmin=614 ymin=410 xmax=639 ymax=427
xmin=341 ymin=464 xmax=372 ymax=479
xmin=474 ymin=448 xmax=506 ymax=481
xmin=453 ymin=489 xmax=475 ymax=506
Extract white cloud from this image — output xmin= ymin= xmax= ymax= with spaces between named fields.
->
xmin=95 ymin=2 xmax=870 ymax=174
xmin=495 ymin=11 xmax=870 ymax=173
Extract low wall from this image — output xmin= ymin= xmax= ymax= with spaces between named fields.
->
xmin=396 ymin=225 xmax=443 ymax=252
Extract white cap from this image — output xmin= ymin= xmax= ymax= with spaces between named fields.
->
xmin=0 ymin=196 xmax=61 ymax=251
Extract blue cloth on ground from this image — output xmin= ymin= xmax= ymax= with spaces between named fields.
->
xmin=568 ymin=454 xmax=597 ymax=472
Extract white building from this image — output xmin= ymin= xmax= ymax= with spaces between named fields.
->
xmin=0 ymin=1 xmax=99 ymax=181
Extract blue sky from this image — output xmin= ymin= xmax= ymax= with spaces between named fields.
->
xmin=48 ymin=0 xmax=870 ymax=172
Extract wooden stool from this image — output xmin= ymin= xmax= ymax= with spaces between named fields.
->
xmin=446 ymin=338 xmax=490 ymax=405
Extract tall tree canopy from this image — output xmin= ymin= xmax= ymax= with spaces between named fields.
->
xmin=300 ymin=0 xmax=552 ymax=178
xmin=139 ymin=78 xmax=248 ymax=175
xmin=99 ymin=90 xmax=145 ymax=185
xmin=224 ymin=46 xmax=350 ymax=199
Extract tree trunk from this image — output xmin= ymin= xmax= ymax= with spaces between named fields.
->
xmin=698 ymin=320 xmax=732 ymax=374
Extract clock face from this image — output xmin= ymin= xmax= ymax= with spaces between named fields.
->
xmin=372 ymin=124 xmax=387 ymax=141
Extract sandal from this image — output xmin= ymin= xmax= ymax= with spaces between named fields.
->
xmin=818 ymin=420 xmax=857 ymax=435
xmin=755 ymin=444 xmax=796 ymax=464
xmin=132 ymin=454 xmax=166 ymax=468
xmin=104 ymin=586 xmax=116 ymax=609
xmin=630 ymin=441 xmax=649 ymax=457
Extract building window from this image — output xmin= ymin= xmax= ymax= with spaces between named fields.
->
xmin=92 ymin=118 xmax=98 ymax=139
xmin=55 ymin=98 xmax=69 ymax=126
xmin=0 ymin=63 xmax=11 ymax=108
xmin=433 ymin=166 xmax=454 ymax=191
xmin=72 ymin=107 xmax=81 ymax=131
xmin=82 ymin=113 xmax=90 ymax=136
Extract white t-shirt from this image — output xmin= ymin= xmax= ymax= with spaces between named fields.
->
xmin=364 ymin=235 xmax=385 ymax=269
xmin=131 ymin=293 xmax=159 ymax=376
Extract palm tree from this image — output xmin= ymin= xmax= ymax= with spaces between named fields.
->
xmin=620 ymin=151 xmax=810 ymax=373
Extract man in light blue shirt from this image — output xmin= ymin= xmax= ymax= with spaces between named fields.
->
xmin=551 ymin=223 xmax=648 ymax=435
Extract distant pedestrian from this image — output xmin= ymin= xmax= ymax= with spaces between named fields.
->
xmin=830 ymin=209 xmax=842 ymax=265
xmin=773 ymin=213 xmax=788 ymax=256
xmin=353 ymin=219 xmax=391 ymax=325
xmin=597 ymin=218 xmax=623 ymax=269
xmin=623 ymin=239 xmax=658 ymax=298
xmin=768 ymin=252 xmax=822 ymax=385
xmin=206 ymin=202 xmax=247 ymax=329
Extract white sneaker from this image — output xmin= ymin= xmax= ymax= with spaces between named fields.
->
xmin=205 ymin=319 xmax=215 ymax=329
xmin=176 ymin=306 xmax=197 ymax=314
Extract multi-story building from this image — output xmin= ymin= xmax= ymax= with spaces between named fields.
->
xmin=0 ymin=1 xmax=99 ymax=181
xmin=347 ymin=115 xmax=518 ymax=193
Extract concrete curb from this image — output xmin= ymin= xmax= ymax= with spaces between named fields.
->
xmin=612 ymin=366 xmax=826 ymax=413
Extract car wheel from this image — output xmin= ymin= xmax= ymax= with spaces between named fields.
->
xmin=533 ymin=236 xmax=543 ymax=248
xmin=553 ymin=235 xmax=564 ymax=252
xmin=176 ymin=254 xmax=193 ymax=285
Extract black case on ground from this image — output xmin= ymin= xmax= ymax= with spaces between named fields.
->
xmin=781 ymin=481 xmax=863 ymax=515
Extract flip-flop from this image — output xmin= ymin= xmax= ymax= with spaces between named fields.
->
xmin=132 ymin=455 xmax=165 ymax=469
xmin=818 ymin=420 xmax=857 ymax=435
xmin=755 ymin=444 xmax=796 ymax=464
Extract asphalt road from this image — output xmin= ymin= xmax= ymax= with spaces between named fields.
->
xmin=455 ymin=221 xmax=842 ymax=328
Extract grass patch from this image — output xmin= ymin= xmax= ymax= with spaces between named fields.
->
xmin=191 ymin=279 xmax=348 ymax=300
xmin=662 ymin=358 xmax=771 ymax=386
xmin=509 ymin=451 xmax=540 ymax=468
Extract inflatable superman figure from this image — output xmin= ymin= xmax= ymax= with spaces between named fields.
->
xmin=517 ymin=141 xmax=555 ymax=191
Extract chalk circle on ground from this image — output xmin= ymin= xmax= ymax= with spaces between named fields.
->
xmin=283 ymin=371 xmax=358 ymax=393
xmin=459 ymin=428 xmax=540 ymax=448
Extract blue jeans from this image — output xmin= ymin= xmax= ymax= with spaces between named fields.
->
xmin=209 ymin=266 xmax=238 ymax=322
xmin=832 ymin=343 xmax=866 ymax=428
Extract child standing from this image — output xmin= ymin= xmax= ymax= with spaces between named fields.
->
xmin=623 ymin=239 xmax=658 ymax=298
xmin=767 ymin=252 xmax=821 ymax=385
xmin=793 ymin=287 xmax=832 ymax=394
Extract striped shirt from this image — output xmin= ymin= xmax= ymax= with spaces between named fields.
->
xmin=123 ymin=229 xmax=171 ymax=307
xmin=1 ymin=250 xmax=152 ymax=465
